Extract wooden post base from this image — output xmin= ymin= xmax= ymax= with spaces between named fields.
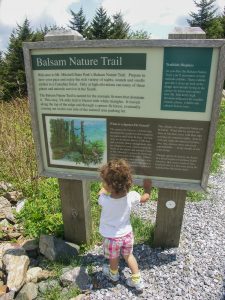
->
xmin=153 ymin=188 xmax=186 ymax=248
xmin=58 ymin=179 xmax=91 ymax=245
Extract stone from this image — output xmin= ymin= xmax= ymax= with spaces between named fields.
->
xmin=0 ymin=244 xmax=23 ymax=269
xmin=0 ymin=220 xmax=10 ymax=227
xmin=0 ymin=285 xmax=8 ymax=296
xmin=25 ymin=267 xmax=42 ymax=283
xmin=70 ymin=295 xmax=88 ymax=300
xmin=15 ymin=282 xmax=38 ymax=300
xmin=0 ymin=291 xmax=15 ymax=300
xmin=39 ymin=234 xmax=79 ymax=262
xmin=7 ymin=232 xmax=21 ymax=240
xmin=26 ymin=267 xmax=55 ymax=283
xmin=21 ymin=239 xmax=39 ymax=252
xmin=60 ymin=266 xmax=91 ymax=291
xmin=0 ymin=197 xmax=14 ymax=223
xmin=38 ymin=279 xmax=60 ymax=294
xmin=3 ymin=248 xmax=29 ymax=292
xmin=0 ymin=182 xmax=12 ymax=192
xmin=15 ymin=200 xmax=26 ymax=213
xmin=4 ymin=192 xmax=23 ymax=204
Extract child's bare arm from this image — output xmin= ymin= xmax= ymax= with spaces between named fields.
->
xmin=140 ymin=179 xmax=152 ymax=203
xmin=98 ymin=182 xmax=111 ymax=195
xmin=98 ymin=187 xmax=108 ymax=195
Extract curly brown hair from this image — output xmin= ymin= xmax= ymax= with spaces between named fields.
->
xmin=99 ymin=159 xmax=133 ymax=194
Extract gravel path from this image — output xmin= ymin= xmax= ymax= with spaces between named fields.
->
xmin=84 ymin=161 xmax=225 ymax=300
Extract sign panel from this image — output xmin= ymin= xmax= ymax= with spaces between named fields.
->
xmin=23 ymin=40 xmax=225 ymax=190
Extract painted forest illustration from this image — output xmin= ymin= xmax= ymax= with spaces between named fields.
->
xmin=48 ymin=117 xmax=106 ymax=167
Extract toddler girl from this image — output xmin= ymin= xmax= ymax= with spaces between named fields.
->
xmin=98 ymin=159 xmax=152 ymax=291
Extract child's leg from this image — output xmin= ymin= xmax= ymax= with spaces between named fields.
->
xmin=123 ymin=253 xmax=143 ymax=289
xmin=109 ymin=256 xmax=120 ymax=273
xmin=102 ymin=237 xmax=120 ymax=281
xmin=121 ymin=232 xmax=138 ymax=274
xmin=121 ymin=232 xmax=144 ymax=289
xmin=122 ymin=253 xmax=139 ymax=274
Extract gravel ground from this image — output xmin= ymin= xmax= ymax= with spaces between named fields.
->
xmin=83 ymin=160 xmax=225 ymax=300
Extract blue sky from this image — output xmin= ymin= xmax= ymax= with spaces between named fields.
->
xmin=0 ymin=0 xmax=224 ymax=52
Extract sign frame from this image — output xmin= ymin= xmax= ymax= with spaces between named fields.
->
xmin=23 ymin=39 xmax=225 ymax=192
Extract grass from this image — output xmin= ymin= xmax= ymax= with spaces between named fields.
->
xmin=210 ymin=99 xmax=225 ymax=173
xmin=186 ymin=98 xmax=225 ymax=201
xmin=16 ymin=177 xmax=64 ymax=238
xmin=0 ymin=99 xmax=38 ymax=195
xmin=41 ymin=285 xmax=80 ymax=300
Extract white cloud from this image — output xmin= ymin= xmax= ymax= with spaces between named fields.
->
xmin=102 ymin=0 xmax=224 ymax=28
xmin=102 ymin=0 xmax=195 ymax=27
xmin=0 ymin=0 xmax=79 ymax=27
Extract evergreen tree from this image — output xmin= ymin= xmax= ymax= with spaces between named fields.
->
xmin=89 ymin=6 xmax=111 ymax=39
xmin=1 ymin=18 xmax=33 ymax=100
xmin=206 ymin=17 xmax=224 ymax=38
xmin=0 ymin=20 xmax=66 ymax=101
xmin=218 ymin=6 xmax=225 ymax=37
xmin=0 ymin=52 xmax=4 ymax=98
xmin=32 ymin=24 xmax=67 ymax=41
xmin=69 ymin=7 xmax=88 ymax=37
xmin=110 ymin=12 xmax=130 ymax=39
xmin=187 ymin=0 xmax=218 ymax=36
xmin=128 ymin=29 xmax=151 ymax=39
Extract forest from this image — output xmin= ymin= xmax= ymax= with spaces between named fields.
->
xmin=50 ymin=118 xmax=105 ymax=166
xmin=0 ymin=0 xmax=225 ymax=102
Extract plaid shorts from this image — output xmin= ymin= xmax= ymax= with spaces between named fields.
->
xmin=103 ymin=232 xmax=134 ymax=259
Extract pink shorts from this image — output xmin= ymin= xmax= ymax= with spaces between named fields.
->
xmin=103 ymin=232 xmax=134 ymax=259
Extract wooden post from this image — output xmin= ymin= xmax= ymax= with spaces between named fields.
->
xmin=153 ymin=27 xmax=206 ymax=248
xmin=153 ymin=189 xmax=186 ymax=247
xmin=44 ymin=30 xmax=92 ymax=245
xmin=58 ymin=179 xmax=91 ymax=244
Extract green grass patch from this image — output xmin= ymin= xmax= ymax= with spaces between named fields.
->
xmin=16 ymin=177 xmax=63 ymax=238
xmin=186 ymin=190 xmax=206 ymax=202
xmin=210 ymin=99 xmax=225 ymax=173
xmin=131 ymin=214 xmax=155 ymax=245
xmin=41 ymin=285 xmax=80 ymax=300
xmin=0 ymin=99 xmax=38 ymax=192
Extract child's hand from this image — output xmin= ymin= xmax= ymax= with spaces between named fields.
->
xmin=143 ymin=178 xmax=152 ymax=194
xmin=140 ymin=178 xmax=152 ymax=204
xmin=98 ymin=185 xmax=110 ymax=196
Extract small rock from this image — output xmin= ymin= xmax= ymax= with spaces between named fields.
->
xmin=15 ymin=282 xmax=38 ymax=300
xmin=7 ymin=232 xmax=22 ymax=240
xmin=39 ymin=234 xmax=80 ymax=262
xmin=26 ymin=267 xmax=42 ymax=283
xmin=0 ymin=285 xmax=8 ymax=296
xmin=15 ymin=200 xmax=26 ymax=213
xmin=38 ymin=279 xmax=60 ymax=294
xmin=60 ymin=266 xmax=91 ymax=291
xmin=3 ymin=248 xmax=29 ymax=292
xmin=26 ymin=267 xmax=55 ymax=283
xmin=0 ymin=197 xmax=14 ymax=223
xmin=0 ymin=182 xmax=12 ymax=192
xmin=4 ymin=192 xmax=23 ymax=204
xmin=70 ymin=294 xmax=88 ymax=300
xmin=21 ymin=239 xmax=39 ymax=252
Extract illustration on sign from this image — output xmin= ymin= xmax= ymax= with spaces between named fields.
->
xmin=43 ymin=116 xmax=107 ymax=168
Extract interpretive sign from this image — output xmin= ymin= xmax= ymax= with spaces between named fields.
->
xmin=23 ymin=39 xmax=225 ymax=191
